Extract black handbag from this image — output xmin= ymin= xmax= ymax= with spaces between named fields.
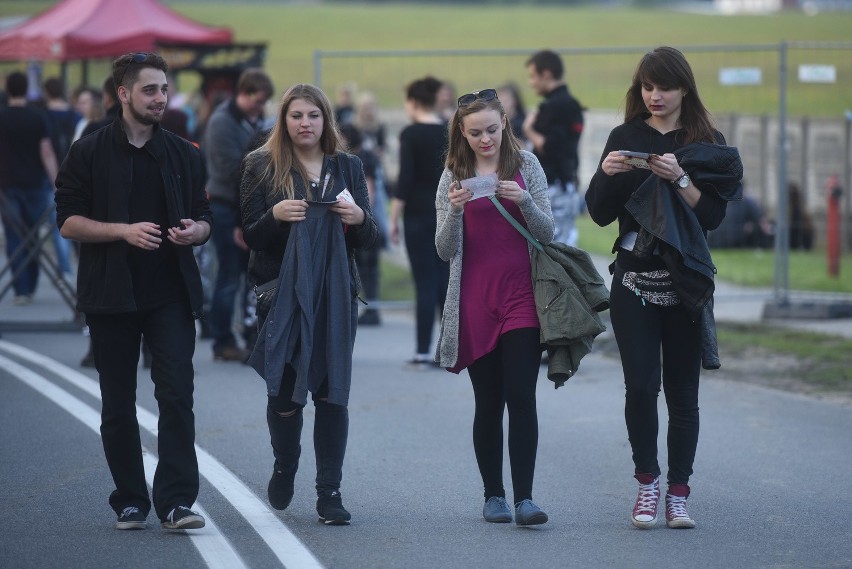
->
xmin=254 ymin=278 xmax=279 ymax=321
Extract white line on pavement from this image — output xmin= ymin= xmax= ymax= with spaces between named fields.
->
xmin=0 ymin=353 xmax=247 ymax=569
xmin=0 ymin=340 xmax=326 ymax=569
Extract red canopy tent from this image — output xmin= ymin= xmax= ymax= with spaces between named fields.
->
xmin=0 ymin=0 xmax=232 ymax=62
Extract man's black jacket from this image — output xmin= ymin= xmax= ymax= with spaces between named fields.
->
xmin=55 ymin=113 xmax=212 ymax=316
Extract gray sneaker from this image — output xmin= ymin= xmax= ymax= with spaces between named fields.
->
xmin=483 ymin=496 xmax=513 ymax=523
xmin=514 ymin=499 xmax=548 ymax=526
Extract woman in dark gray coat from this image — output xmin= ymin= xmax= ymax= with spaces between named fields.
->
xmin=240 ymin=84 xmax=377 ymax=526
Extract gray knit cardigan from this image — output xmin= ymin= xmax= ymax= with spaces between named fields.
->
xmin=434 ymin=150 xmax=556 ymax=368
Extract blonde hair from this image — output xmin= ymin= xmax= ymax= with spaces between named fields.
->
xmin=249 ymin=83 xmax=343 ymax=200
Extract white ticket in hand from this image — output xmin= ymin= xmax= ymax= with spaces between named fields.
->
xmin=460 ymin=172 xmax=498 ymax=200
xmin=336 ymin=188 xmax=355 ymax=203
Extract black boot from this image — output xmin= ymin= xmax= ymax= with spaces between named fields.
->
xmin=266 ymin=406 xmax=302 ymax=510
xmin=314 ymin=400 xmax=350 ymax=525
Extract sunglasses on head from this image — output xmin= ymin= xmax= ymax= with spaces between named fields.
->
xmin=118 ymin=53 xmax=155 ymax=86
xmin=457 ymin=89 xmax=498 ymax=108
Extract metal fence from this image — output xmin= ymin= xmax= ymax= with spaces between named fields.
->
xmin=315 ymin=42 xmax=852 ymax=304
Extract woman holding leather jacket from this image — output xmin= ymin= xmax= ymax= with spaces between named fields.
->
xmin=585 ymin=46 xmax=741 ymax=531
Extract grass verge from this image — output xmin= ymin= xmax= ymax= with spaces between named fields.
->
xmin=576 ymin=214 xmax=852 ymax=293
xmin=716 ymin=322 xmax=852 ymax=397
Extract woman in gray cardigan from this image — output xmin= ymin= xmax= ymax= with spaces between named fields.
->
xmin=434 ymin=89 xmax=555 ymax=526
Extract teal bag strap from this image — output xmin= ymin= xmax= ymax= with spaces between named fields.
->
xmin=488 ymin=195 xmax=544 ymax=252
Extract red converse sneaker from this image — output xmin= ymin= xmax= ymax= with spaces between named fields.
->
xmin=631 ymin=473 xmax=660 ymax=529
xmin=665 ymin=483 xmax=696 ymax=529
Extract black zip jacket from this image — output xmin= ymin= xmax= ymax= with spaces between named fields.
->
xmin=55 ymin=112 xmax=212 ymax=316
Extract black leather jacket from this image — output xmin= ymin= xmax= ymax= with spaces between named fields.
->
xmin=626 ymin=142 xmax=743 ymax=368
xmin=240 ymin=151 xmax=378 ymax=291
xmin=55 ymin=113 xmax=212 ymax=316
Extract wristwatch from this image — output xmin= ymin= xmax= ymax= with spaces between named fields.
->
xmin=674 ymin=172 xmax=690 ymax=189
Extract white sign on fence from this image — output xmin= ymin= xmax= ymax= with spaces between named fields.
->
xmin=719 ymin=67 xmax=763 ymax=86
xmin=798 ymin=64 xmax=837 ymax=83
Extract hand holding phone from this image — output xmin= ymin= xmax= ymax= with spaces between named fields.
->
xmin=619 ymin=150 xmax=655 ymax=169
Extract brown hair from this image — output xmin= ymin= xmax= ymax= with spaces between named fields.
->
xmin=445 ymin=95 xmax=522 ymax=182
xmin=112 ymin=52 xmax=168 ymax=90
xmin=624 ymin=46 xmax=716 ymax=144
xmin=236 ymin=68 xmax=274 ymax=98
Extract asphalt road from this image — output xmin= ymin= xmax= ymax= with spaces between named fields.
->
xmin=1 ymin=308 xmax=851 ymax=569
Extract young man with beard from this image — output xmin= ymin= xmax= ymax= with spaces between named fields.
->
xmin=55 ymin=52 xmax=212 ymax=532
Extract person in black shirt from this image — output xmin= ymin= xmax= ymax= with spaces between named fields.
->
xmin=585 ymin=46 xmax=735 ymax=531
xmin=389 ymin=76 xmax=449 ymax=369
xmin=524 ymin=50 xmax=585 ymax=246
xmin=55 ymin=52 xmax=211 ymax=532
xmin=0 ymin=71 xmax=59 ymax=305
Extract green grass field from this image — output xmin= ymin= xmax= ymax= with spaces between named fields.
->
xmin=576 ymin=214 xmax=852 ymax=293
xmin=4 ymin=2 xmax=852 ymax=115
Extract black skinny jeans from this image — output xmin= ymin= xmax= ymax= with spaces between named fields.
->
xmin=86 ymin=301 xmax=199 ymax=520
xmin=609 ymin=264 xmax=701 ymax=485
xmin=267 ymin=364 xmax=348 ymax=499
xmin=467 ymin=327 xmax=541 ymax=504
xmin=403 ymin=213 xmax=449 ymax=354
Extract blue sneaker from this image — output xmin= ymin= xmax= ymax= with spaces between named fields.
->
xmin=483 ymin=496 xmax=513 ymax=523
xmin=514 ymin=499 xmax=548 ymax=526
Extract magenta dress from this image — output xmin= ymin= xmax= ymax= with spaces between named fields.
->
xmin=449 ymin=171 xmax=539 ymax=374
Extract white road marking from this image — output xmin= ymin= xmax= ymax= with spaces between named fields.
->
xmin=0 ymin=340 xmax=326 ymax=569
xmin=0 ymin=353 xmax=247 ymax=569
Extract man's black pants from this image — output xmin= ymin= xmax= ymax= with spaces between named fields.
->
xmin=87 ymin=301 xmax=199 ymax=521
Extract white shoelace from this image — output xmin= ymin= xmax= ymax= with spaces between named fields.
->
xmin=666 ymin=495 xmax=691 ymax=519
xmin=634 ymin=481 xmax=660 ymax=514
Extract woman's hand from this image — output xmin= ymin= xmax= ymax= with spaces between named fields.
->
xmin=495 ymin=180 xmax=524 ymax=204
xmin=648 ymin=152 xmax=684 ymax=183
xmin=272 ymin=199 xmax=308 ymax=223
xmin=449 ymin=180 xmax=471 ymax=211
xmin=331 ymin=198 xmax=366 ymax=226
xmin=601 ymin=151 xmax=635 ymax=176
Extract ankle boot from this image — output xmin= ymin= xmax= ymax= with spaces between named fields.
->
xmin=266 ymin=406 xmax=303 ymax=510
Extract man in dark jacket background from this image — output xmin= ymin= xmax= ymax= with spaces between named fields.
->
xmin=55 ymin=52 xmax=212 ymax=532
xmin=202 ymin=67 xmax=273 ymax=362
xmin=524 ymin=49 xmax=585 ymax=247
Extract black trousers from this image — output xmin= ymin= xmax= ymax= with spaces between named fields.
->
xmin=610 ymin=265 xmax=701 ymax=485
xmin=267 ymin=365 xmax=349 ymax=499
xmin=87 ymin=301 xmax=199 ymax=520
xmin=403 ymin=213 xmax=449 ymax=354
xmin=467 ymin=327 xmax=541 ymax=504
